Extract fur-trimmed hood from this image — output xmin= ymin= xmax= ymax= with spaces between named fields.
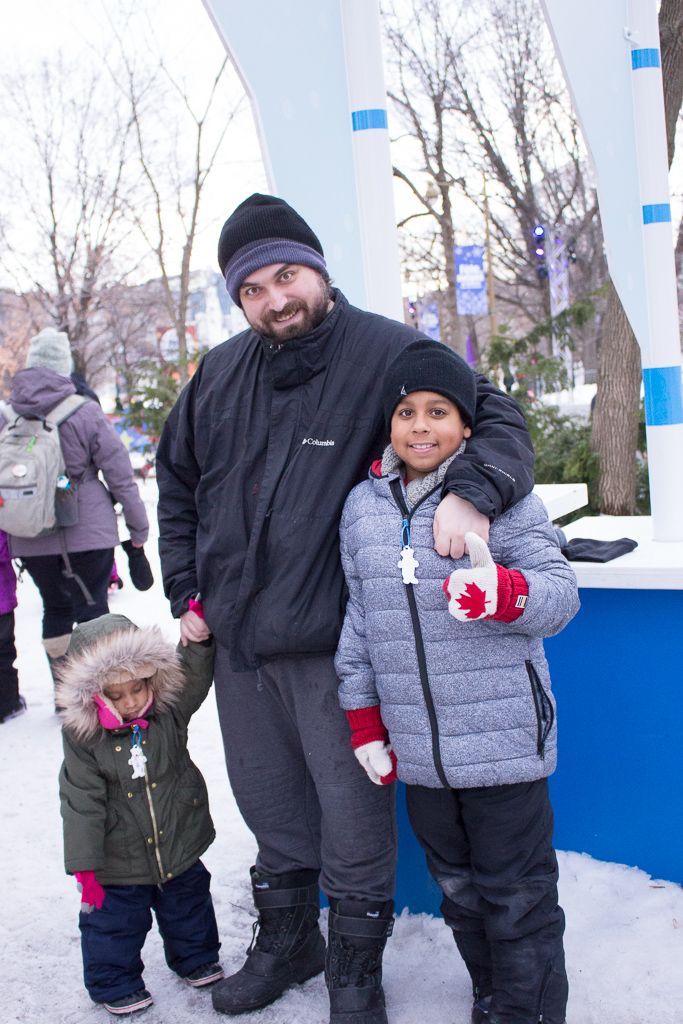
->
xmin=56 ymin=614 xmax=185 ymax=743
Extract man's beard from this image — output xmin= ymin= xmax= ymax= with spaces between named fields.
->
xmin=249 ymin=279 xmax=332 ymax=342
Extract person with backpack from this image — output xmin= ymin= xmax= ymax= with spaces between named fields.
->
xmin=0 ymin=328 xmax=149 ymax=694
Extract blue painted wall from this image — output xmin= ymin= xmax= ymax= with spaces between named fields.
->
xmin=546 ymin=588 xmax=683 ymax=883
xmin=394 ymin=588 xmax=683 ymax=913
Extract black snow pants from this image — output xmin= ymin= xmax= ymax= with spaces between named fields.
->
xmin=406 ymin=778 xmax=567 ymax=1024
xmin=0 ymin=611 xmax=20 ymax=718
xmin=21 ymin=548 xmax=113 ymax=639
xmin=214 ymin=643 xmax=397 ymax=901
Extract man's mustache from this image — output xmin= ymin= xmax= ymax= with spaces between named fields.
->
xmin=261 ymin=300 xmax=307 ymax=327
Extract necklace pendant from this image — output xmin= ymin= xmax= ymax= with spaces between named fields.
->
xmin=128 ymin=743 xmax=147 ymax=780
xmin=398 ymin=545 xmax=419 ymax=585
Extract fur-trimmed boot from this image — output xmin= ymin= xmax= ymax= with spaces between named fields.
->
xmin=212 ymin=866 xmax=325 ymax=1016
xmin=326 ymin=898 xmax=394 ymax=1024
xmin=43 ymin=634 xmax=72 ymax=711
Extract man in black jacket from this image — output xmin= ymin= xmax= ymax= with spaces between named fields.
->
xmin=157 ymin=195 xmax=535 ymax=1024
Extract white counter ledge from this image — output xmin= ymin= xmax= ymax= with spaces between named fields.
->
xmin=561 ymin=515 xmax=683 ymax=589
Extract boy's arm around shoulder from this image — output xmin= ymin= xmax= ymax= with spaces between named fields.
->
xmin=174 ymin=636 xmax=216 ymax=723
xmin=334 ymin=492 xmax=380 ymax=712
xmin=496 ymin=493 xmax=580 ymax=637
xmin=59 ymin=730 xmax=107 ymax=876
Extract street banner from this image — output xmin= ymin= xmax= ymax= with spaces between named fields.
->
xmin=454 ymin=246 xmax=487 ymax=316
xmin=418 ymin=301 xmax=440 ymax=340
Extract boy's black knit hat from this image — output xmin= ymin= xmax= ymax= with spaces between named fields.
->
xmin=217 ymin=194 xmax=327 ymax=303
xmin=382 ymin=339 xmax=477 ymax=429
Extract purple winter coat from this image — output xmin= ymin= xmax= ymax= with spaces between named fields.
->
xmin=0 ymin=530 xmax=17 ymax=615
xmin=2 ymin=368 xmax=149 ymax=557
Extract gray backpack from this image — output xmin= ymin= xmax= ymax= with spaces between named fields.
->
xmin=0 ymin=395 xmax=88 ymax=538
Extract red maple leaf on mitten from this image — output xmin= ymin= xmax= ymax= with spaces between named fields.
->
xmin=456 ymin=581 xmax=488 ymax=618
xmin=443 ymin=532 xmax=529 ymax=622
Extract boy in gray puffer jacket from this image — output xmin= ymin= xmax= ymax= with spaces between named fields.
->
xmin=335 ymin=340 xmax=579 ymax=1024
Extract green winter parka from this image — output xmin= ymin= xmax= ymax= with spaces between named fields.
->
xmin=57 ymin=613 xmax=215 ymax=886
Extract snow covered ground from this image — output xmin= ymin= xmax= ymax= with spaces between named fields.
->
xmin=2 ymin=482 xmax=682 ymax=1024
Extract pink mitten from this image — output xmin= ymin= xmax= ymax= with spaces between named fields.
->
xmin=443 ymin=532 xmax=529 ymax=622
xmin=75 ymin=871 xmax=105 ymax=914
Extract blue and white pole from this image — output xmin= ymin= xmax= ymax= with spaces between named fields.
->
xmin=340 ymin=0 xmax=404 ymax=321
xmin=628 ymin=0 xmax=683 ymax=540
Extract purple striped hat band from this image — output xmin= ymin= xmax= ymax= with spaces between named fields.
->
xmin=224 ymin=238 xmax=327 ymax=305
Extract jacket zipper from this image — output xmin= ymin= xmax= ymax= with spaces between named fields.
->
xmin=525 ymin=660 xmax=555 ymax=759
xmin=143 ymin=765 xmax=165 ymax=881
xmin=389 ymin=478 xmax=450 ymax=789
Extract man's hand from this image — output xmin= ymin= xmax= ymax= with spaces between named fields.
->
xmin=434 ymin=493 xmax=490 ymax=560
xmin=180 ymin=609 xmax=211 ymax=647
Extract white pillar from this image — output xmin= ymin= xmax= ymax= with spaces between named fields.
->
xmin=339 ymin=0 xmax=404 ymax=322
xmin=628 ymin=0 xmax=683 ymax=540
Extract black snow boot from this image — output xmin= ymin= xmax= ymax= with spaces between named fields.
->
xmin=212 ymin=866 xmax=325 ymax=1016
xmin=326 ymin=898 xmax=394 ymax=1024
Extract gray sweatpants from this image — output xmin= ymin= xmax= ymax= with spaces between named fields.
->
xmin=214 ymin=644 xmax=397 ymax=901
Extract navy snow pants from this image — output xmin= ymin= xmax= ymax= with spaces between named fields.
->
xmin=406 ymin=778 xmax=568 ymax=1024
xmin=22 ymin=547 xmax=113 ymax=639
xmin=79 ymin=860 xmax=220 ymax=1004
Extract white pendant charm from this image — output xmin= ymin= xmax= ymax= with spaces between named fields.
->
xmin=398 ymin=545 xmax=419 ymax=585
xmin=128 ymin=743 xmax=147 ymax=780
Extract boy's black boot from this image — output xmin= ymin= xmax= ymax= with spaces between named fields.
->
xmin=212 ymin=866 xmax=325 ymax=1015
xmin=326 ymin=897 xmax=394 ymax=1024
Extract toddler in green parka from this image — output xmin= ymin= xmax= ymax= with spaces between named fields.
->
xmin=57 ymin=613 xmax=223 ymax=1016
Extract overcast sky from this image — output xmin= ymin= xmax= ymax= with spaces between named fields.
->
xmin=3 ymin=0 xmax=682 ymax=289
xmin=1 ymin=0 xmax=266 ymax=274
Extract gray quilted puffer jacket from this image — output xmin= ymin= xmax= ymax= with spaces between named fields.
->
xmin=335 ymin=464 xmax=580 ymax=789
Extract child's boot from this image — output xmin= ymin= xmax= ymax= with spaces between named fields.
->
xmin=326 ymin=898 xmax=394 ymax=1024
xmin=102 ymin=989 xmax=153 ymax=1015
xmin=212 ymin=867 xmax=324 ymax=1015
xmin=185 ymin=962 xmax=224 ymax=987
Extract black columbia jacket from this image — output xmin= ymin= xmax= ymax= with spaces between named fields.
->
xmin=157 ymin=292 xmax=534 ymax=671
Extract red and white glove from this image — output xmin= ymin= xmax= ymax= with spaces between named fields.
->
xmin=75 ymin=871 xmax=105 ymax=914
xmin=443 ymin=532 xmax=529 ymax=623
xmin=346 ymin=706 xmax=398 ymax=786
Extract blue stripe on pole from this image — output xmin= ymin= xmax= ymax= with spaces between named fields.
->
xmin=351 ymin=109 xmax=388 ymax=131
xmin=642 ymin=203 xmax=671 ymax=224
xmin=643 ymin=366 xmax=683 ymax=426
xmin=631 ymin=48 xmax=660 ymax=70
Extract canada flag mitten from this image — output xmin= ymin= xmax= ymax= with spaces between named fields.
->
xmin=443 ymin=532 xmax=529 ymax=622
xmin=346 ymin=706 xmax=398 ymax=785
xmin=75 ymin=871 xmax=105 ymax=914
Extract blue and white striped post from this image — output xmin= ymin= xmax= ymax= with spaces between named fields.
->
xmin=628 ymin=0 xmax=683 ymax=540
xmin=340 ymin=0 xmax=404 ymax=322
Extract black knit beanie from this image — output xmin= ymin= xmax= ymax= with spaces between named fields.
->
xmin=382 ymin=340 xmax=477 ymax=429
xmin=217 ymin=194 xmax=327 ymax=304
